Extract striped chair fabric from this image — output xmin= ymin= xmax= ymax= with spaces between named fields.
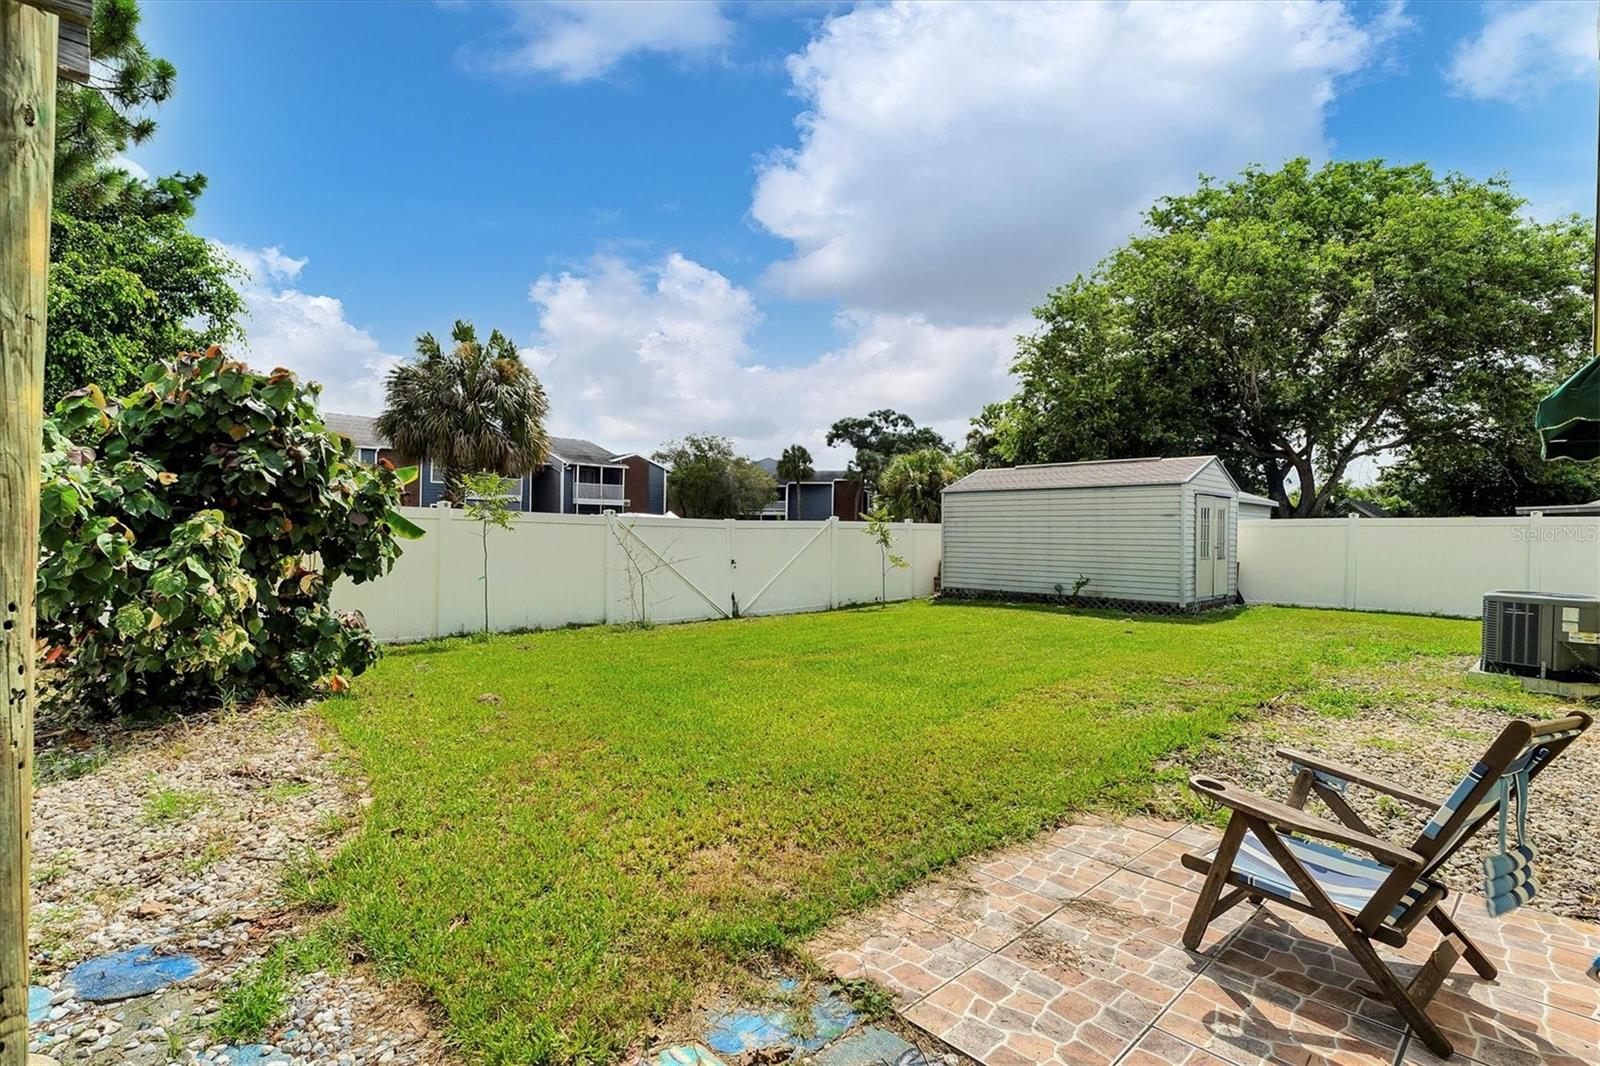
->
xmin=1201 ymin=830 xmax=1439 ymax=923
xmin=1418 ymin=727 xmax=1585 ymax=867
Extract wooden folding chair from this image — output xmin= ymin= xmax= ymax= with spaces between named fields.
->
xmin=1179 ymin=711 xmax=1592 ymax=1059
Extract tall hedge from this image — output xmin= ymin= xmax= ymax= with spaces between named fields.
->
xmin=38 ymin=349 xmax=419 ymax=717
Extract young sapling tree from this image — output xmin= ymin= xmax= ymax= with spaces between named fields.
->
xmin=862 ymin=503 xmax=909 ymax=604
xmin=458 ymin=471 xmax=517 ymax=635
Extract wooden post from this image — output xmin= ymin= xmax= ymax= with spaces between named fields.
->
xmin=1 ymin=3 xmax=58 ymax=1061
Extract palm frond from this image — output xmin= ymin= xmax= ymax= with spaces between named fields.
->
xmin=379 ymin=321 xmax=551 ymax=477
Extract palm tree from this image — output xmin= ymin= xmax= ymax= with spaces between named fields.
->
xmin=877 ymin=448 xmax=967 ymax=522
xmin=376 ymin=320 xmax=550 ymax=500
xmin=776 ymin=444 xmax=814 ymax=484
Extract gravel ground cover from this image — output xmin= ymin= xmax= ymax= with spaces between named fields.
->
xmin=1165 ymin=654 xmax=1598 ymax=922
xmin=29 ymin=702 xmax=455 ymax=1065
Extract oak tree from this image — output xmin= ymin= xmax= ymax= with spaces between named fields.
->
xmin=984 ymin=159 xmax=1592 ymax=516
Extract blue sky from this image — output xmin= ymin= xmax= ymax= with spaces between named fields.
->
xmin=130 ymin=1 xmax=1596 ymax=464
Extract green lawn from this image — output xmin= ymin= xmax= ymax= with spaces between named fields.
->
xmin=317 ymin=601 xmax=1489 ymax=1064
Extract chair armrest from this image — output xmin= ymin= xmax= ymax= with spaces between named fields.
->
xmin=1274 ymin=747 xmax=1441 ymax=810
xmin=1189 ymin=775 xmax=1424 ymax=869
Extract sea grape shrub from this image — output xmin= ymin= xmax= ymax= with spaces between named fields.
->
xmin=38 ymin=348 xmax=417 ymax=717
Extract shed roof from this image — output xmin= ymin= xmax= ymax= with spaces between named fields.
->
xmin=945 ymin=455 xmax=1225 ymax=494
xmin=1514 ymin=499 xmax=1600 ymax=516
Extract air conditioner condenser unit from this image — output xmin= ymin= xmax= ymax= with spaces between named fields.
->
xmin=1481 ymin=591 xmax=1600 ymax=681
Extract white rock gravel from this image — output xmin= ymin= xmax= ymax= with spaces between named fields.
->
xmin=29 ymin=703 xmax=455 ymax=1065
xmin=1170 ymin=655 xmax=1599 ymax=922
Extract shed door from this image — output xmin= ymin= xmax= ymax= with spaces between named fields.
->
xmin=1195 ymin=495 xmax=1229 ymax=600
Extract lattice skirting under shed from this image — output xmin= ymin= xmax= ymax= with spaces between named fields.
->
xmin=936 ymin=587 xmax=1238 ymax=615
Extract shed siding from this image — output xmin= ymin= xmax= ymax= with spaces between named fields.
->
xmin=1180 ymin=460 xmax=1239 ymax=603
xmin=1237 ymin=499 xmax=1276 ymax=522
xmin=942 ymin=485 xmax=1185 ymax=603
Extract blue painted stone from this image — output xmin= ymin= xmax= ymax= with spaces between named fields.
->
xmin=64 ymin=946 xmax=202 ymax=1002
xmin=27 ymin=986 xmax=51 ymax=1024
xmin=814 ymin=1027 xmax=933 ymax=1066
xmin=703 ymin=1007 xmax=795 ymax=1056
xmin=655 ymin=1047 xmax=728 ymax=1066
xmin=220 ymin=1046 xmax=291 ymax=1065
xmin=704 ymin=983 xmax=862 ymax=1057
xmin=803 ymin=988 xmax=858 ymax=1050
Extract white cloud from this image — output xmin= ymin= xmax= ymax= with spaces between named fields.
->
xmin=480 ymin=0 xmax=732 ymax=81
xmin=235 ymin=245 xmax=308 ymax=283
xmin=1447 ymin=1 xmax=1595 ymax=103
xmin=110 ymin=154 xmax=149 ymax=181
xmin=751 ymin=0 xmax=1400 ymax=323
xmin=217 ymin=243 xmax=401 ymax=415
xmin=747 ymin=310 xmax=1023 ymax=462
xmin=521 ymin=2 xmax=1413 ymax=459
xmin=526 ymin=253 xmax=1019 ymax=462
xmin=527 ymin=252 xmax=762 ymax=436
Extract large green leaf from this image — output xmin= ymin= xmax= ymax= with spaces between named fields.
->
xmin=392 ymin=464 xmax=419 ymax=486
xmin=384 ymin=509 xmax=426 ymax=540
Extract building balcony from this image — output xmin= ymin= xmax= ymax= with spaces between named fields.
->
xmin=574 ymin=482 xmax=626 ymax=504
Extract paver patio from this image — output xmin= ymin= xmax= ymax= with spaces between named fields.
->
xmin=808 ymin=815 xmax=1600 ymax=1066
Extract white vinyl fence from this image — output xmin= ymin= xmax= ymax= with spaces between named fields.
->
xmin=332 ymin=509 xmax=942 ymax=642
xmin=1237 ymin=514 xmax=1600 ymax=618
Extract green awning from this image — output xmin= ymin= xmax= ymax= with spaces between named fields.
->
xmin=1537 ymin=355 xmax=1600 ymax=461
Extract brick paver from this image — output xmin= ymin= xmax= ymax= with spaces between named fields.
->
xmin=809 ymin=906 xmax=989 ymax=1007
xmin=895 ymin=869 xmax=1061 ymax=951
xmin=805 ymin=818 xmax=1600 ymax=1066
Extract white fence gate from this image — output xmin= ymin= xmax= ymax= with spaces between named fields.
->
xmin=332 ymin=509 xmax=942 ymax=642
xmin=1237 ymin=514 xmax=1600 ymax=618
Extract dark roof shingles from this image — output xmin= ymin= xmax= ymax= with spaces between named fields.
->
xmin=548 ymin=436 xmax=620 ymax=465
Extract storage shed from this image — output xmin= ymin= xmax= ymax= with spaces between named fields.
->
xmin=1237 ymin=492 xmax=1279 ymax=521
xmin=940 ymin=455 xmax=1241 ymax=609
